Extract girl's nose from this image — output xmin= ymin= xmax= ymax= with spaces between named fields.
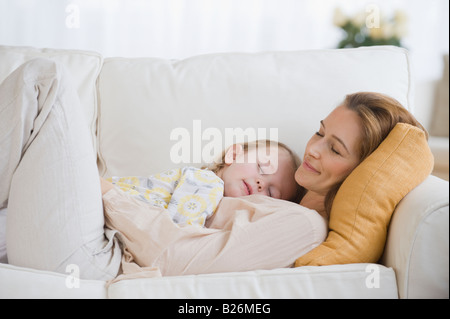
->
xmin=256 ymin=179 xmax=268 ymax=194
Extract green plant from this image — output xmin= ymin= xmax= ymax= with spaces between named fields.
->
xmin=333 ymin=7 xmax=407 ymax=48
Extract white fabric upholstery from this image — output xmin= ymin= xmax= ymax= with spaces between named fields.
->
xmin=108 ymin=264 xmax=398 ymax=299
xmin=97 ymin=47 xmax=413 ymax=177
xmin=0 ymin=209 xmax=6 ymax=264
xmin=428 ymin=136 xmax=450 ymax=180
xmin=0 ymin=263 xmax=106 ymax=299
xmin=382 ymin=175 xmax=449 ymax=299
xmin=0 ymin=45 xmax=448 ymax=299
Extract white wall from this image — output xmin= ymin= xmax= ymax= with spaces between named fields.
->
xmin=0 ymin=0 xmax=449 ymax=82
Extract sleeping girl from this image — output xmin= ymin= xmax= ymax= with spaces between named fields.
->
xmin=102 ymin=140 xmax=303 ymax=227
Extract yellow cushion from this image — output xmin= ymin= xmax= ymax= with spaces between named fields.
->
xmin=295 ymin=123 xmax=434 ymax=266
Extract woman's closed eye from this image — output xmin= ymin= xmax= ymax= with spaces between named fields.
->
xmin=315 ymin=131 xmax=342 ymax=156
xmin=331 ymin=147 xmax=341 ymax=155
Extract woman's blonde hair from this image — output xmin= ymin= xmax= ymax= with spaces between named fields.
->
xmin=203 ymin=140 xmax=305 ymax=202
xmin=324 ymin=92 xmax=428 ymax=214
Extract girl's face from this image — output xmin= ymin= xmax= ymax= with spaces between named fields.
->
xmin=295 ymin=105 xmax=363 ymax=195
xmin=218 ymin=144 xmax=299 ymax=201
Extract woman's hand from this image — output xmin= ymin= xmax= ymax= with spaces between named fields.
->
xmin=100 ymin=177 xmax=115 ymax=195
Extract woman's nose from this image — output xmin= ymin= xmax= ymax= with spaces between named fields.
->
xmin=307 ymin=140 xmax=322 ymax=159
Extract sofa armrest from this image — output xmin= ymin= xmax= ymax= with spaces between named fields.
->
xmin=381 ymin=175 xmax=449 ymax=298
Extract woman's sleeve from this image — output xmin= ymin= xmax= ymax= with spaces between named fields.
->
xmin=103 ymin=188 xmax=328 ymax=279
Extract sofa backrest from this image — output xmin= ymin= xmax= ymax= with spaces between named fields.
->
xmin=96 ymin=46 xmax=414 ymax=177
xmin=0 ymin=45 xmax=414 ymax=177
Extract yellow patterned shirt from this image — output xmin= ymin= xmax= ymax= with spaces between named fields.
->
xmin=107 ymin=167 xmax=224 ymax=227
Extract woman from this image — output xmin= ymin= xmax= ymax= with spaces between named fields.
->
xmin=296 ymin=92 xmax=427 ymax=218
xmin=0 ymin=59 xmax=426 ymax=280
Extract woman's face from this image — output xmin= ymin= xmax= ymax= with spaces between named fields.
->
xmin=295 ymin=105 xmax=363 ymax=195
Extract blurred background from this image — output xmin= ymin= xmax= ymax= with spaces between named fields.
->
xmin=0 ymin=0 xmax=448 ymax=81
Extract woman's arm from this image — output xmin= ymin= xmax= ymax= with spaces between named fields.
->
xmin=103 ymin=189 xmax=328 ymax=277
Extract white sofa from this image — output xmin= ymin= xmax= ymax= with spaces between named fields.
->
xmin=0 ymin=45 xmax=448 ymax=299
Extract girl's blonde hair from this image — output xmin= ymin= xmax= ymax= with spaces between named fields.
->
xmin=203 ymin=140 xmax=304 ymax=202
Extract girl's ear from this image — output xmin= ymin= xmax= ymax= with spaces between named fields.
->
xmin=224 ymin=144 xmax=244 ymax=165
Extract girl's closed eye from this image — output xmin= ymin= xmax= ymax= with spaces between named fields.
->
xmin=269 ymin=188 xmax=280 ymax=198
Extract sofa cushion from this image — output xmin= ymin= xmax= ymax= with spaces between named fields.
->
xmin=295 ymin=123 xmax=434 ymax=266
xmin=96 ymin=46 xmax=413 ymax=178
xmin=0 ymin=263 xmax=107 ymax=299
xmin=107 ymin=264 xmax=398 ymax=299
xmin=0 ymin=45 xmax=103 ymax=150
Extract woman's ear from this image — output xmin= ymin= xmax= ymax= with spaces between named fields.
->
xmin=224 ymin=144 xmax=244 ymax=165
